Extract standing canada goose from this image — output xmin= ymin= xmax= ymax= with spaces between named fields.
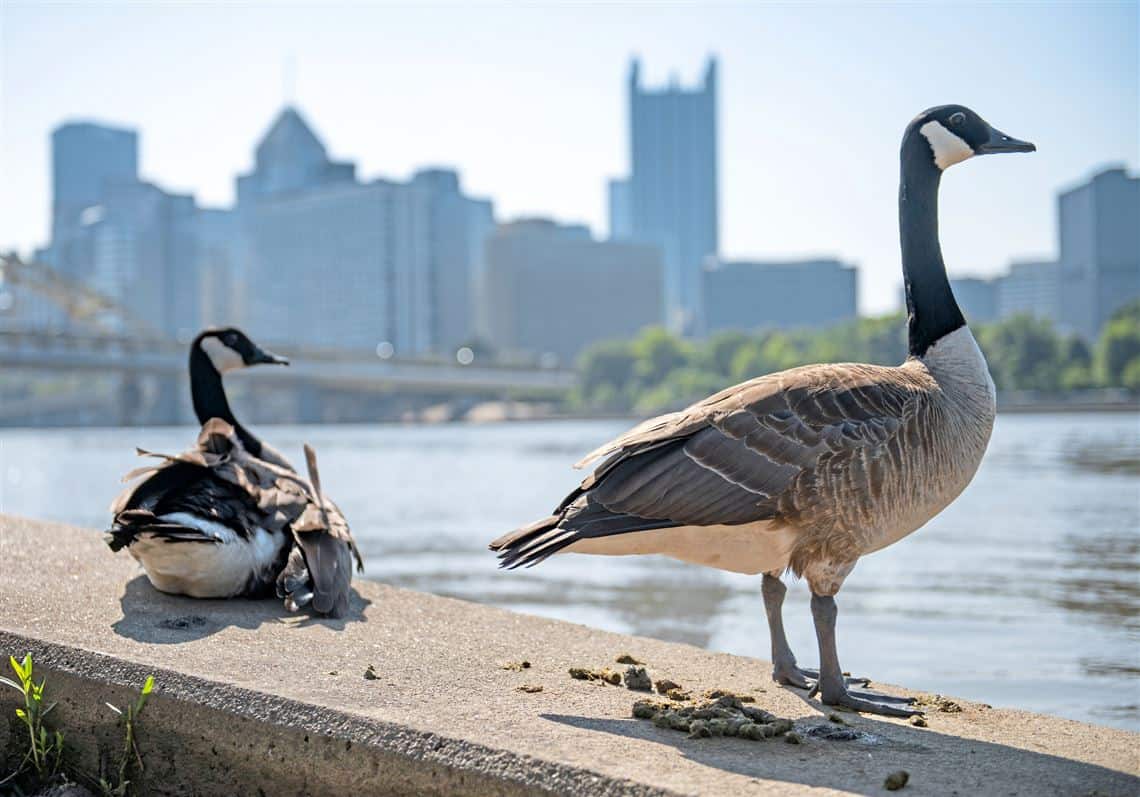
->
xmin=106 ymin=328 xmax=362 ymax=617
xmin=491 ymin=106 xmax=1034 ymax=716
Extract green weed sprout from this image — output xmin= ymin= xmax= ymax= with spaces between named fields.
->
xmin=0 ymin=653 xmax=65 ymax=782
xmin=99 ymin=673 xmax=155 ymax=797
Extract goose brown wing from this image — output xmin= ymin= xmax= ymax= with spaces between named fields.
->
xmin=108 ymin=419 xmax=309 ymax=542
xmin=276 ymin=445 xmax=363 ymax=618
xmin=106 ymin=463 xmax=266 ymax=551
xmin=493 ymin=363 xmax=924 ymax=568
xmin=256 ymin=439 xmax=297 ymax=472
xmin=208 ymin=428 xmax=363 ymax=616
xmin=588 ymin=364 xmax=915 ymax=521
xmin=282 ymin=500 xmax=360 ymax=617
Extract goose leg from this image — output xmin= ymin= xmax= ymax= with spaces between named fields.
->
xmin=809 ymin=593 xmax=922 ymax=717
xmin=764 ymin=574 xmax=870 ymax=689
xmin=763 ymin=573 xmax=813 ymax=688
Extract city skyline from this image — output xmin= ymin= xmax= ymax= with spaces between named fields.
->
xmin=943 ymin=165 xmax=1139 ymax=339
xmin=614 ymin=57 xmax=719 ymax=332
xmin=1 ymin=2 xmax=1137 ymax=314
xmin=33 ymin=105 xmax=500 ymax=353
xmin=32 ymin=101 xmax=1130 ymax=353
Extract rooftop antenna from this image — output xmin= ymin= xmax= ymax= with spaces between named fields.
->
xmin=283 ymin=54 xmax=296 ymax=107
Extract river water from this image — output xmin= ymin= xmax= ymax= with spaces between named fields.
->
xmin=1 ymin=413 xmax=1137 ymax=730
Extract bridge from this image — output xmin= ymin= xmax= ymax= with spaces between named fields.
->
xmin=0 ymin=328 xmax=574 ymax=391
xmin=0 ymin=253 xmax=576 ymax=425
xmin=0 ymin=328 xmax=575 ymax=425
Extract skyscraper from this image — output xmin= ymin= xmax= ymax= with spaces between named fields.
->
xmin=237 ymin=107 xmax=493 ymax=353
xmin=42 ymin=120 xmax=206 ymax=336
xmin=35 ymin=107 xmax=494 ymax=347
xmin=49 ymin=122 xmax=139 ymax=280
xmin=1056 ymin=167 xmax=1139 ymax=339
xmin=607 ymin=177 xmax=631 ymax=240
xmin=948 ymin=277 xmax=998 ymax=325
xmin=409 ymin=169 xmax=495 ymax=352
xmin=613 ymin=57 xmax=719 ymax=333
xmin=482 ymin=218 xmax=663 ymax=362
xmin=996 ymin=260 xmax=1061 ymax=323
xmin=88 ymin=180 xmax=197 ymax=336
xmin=701 ymin=258 xmax=856 ymax=334
xmin=235 ymin=107 xmax=356 ymax=203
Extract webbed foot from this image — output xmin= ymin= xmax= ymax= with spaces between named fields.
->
xmin=773 ymin=664 xmax=870 ymax=690
xmin=772 ymin=662 xmax=815 ymax=689
xmin=846 ymin=689 xmax=916 ymax=704
xmin=799 ymin=667 xmax=871 ymax=688
xmin=819 ymin=687 xmax=924 ymax=717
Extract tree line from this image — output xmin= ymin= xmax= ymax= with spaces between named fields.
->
xmin=573 ymin=300 xmax=1140 ymax=414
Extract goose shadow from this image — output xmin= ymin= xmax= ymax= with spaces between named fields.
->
xmin=541 ymin=700 xmax=1138 ymax=797
xmin=111 ymin=574 xmax=370 ymax=643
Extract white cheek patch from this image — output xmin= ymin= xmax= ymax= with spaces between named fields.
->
xmin=200 ymin=336 xmax=244 ymax=373
xmin=920 ymin=120 xmax=974 ymax=170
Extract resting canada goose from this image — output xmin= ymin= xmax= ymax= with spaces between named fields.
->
xmin=106 ymin=328 xmax=362 ymax=617
xmin=188 ymin=327 xmax=292 ymax=469
xmin=491 ymin=106 xmax=1034 ymax=716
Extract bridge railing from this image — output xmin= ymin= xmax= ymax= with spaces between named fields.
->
xmin=0 ymin=326 xmax=577 ymax=393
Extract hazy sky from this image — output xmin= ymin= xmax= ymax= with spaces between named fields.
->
xmin=1 ymin=2 xmax=1136 ymax=313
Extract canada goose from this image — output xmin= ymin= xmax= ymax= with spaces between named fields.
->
xmin=106 ymin=328 xmax=362 ymax=617
xmin=189 ymin=327 xmax=292 ymax=469
xmin=491 ymin=106 xmax=1034 ymax=716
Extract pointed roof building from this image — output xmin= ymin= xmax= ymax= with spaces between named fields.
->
xmin=237 ymin=106 xmax=355 ymax=202
xmin=256 ymin=107 xmax=326 ymax=173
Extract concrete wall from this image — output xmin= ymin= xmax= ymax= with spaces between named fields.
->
xmin=2 ymin=515 xmax=1137 ymax=796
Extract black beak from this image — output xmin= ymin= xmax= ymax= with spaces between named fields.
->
xmin=976 ymin=125 xmax=1036 ymax=155
xmin=250 ymin=346 xmax=289 ymax=366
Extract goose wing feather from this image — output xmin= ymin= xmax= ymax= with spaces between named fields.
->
xmin=588 ymin=364 xmax=917 ymax=521
xmin=108 ymin=458 xmax=273 ymax=552
xmin=255 ymin=439 xmax=297 ymax=472
xmin=493 ymin=363 xmax=927 ymax=567
xmin=110 ymin=419 xmax=308 ymax=532
xmin=280 ymin=495 xmax=362 ymax=618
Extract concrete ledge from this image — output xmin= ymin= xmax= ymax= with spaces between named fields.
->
xmin=1 ymin=514 xmax=1137 ymax=796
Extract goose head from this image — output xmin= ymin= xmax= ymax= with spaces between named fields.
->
xmin=193 ymin=328 xmax=289 ymax=375
xmin=909 ymin=105 xmax=1035 ymax=172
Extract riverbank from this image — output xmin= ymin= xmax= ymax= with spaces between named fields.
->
xmin=4 ymin=392 xmax=1138 ymax=429
xmin=416 ymin=394 xmax=1140 ymax=422
xmin=1 ymin=514 xmax=1137 ymax=795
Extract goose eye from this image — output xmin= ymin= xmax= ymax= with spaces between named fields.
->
xmin=949 ymin=112 xmax=966 ymax=127
xmin=223 ymin=333 xmax=238 ymax=347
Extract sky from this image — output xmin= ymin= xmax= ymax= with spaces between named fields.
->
xmin=0 ymin=2 xmax=1136 ymax=314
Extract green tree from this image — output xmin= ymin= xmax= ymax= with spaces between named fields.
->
xmin=1060 ymin=335 xmax=1092 ymax=369
xmin=1059 ymin=363 xmax=1096 ymax=391
xmin=571 ymin=308 xmax=1136 ymax=414
xmin=758 ymin=333 xmax=806 ymax=372
xmin=976 ymin=315 xmax=1062 ymax=391
xmin=1122 ymin=359 xmax=1140 ymax=391
xmin=1095 ymin=301 xmax=1140 ymax=388
xmin=631 ymin=327 xmax=692 ymax=387
xmin=729 ymin=339 xmax=771 ymax=383
xmin=578 ymin=382 xmax=629 ymax=413
xmin=698 ymin=330 xmax=752 ymax=378
xmin=634 ymin=367 xmax=726 ymax=414
xmin=801 ymin=313 xmax=907 ymax=366
xmin=857 ymin=313 xmax=909 ymax=365
xmin=578 ymin=340 xmax=636 ymax=402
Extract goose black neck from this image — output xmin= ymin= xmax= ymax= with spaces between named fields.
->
xmin=900 ymin=133 xmax=965 ymax=358
xmin=188 ymin=347 xmax=263 ymax=457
